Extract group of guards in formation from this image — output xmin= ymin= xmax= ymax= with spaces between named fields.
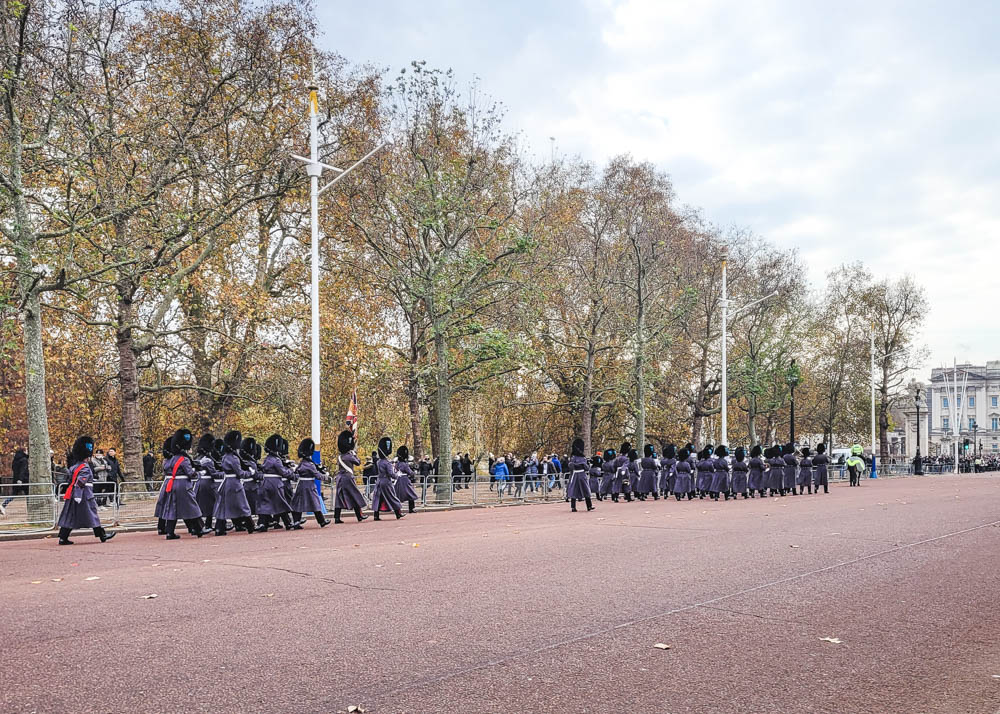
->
xmin=560 ymin=438 xmax=845 ymax=513
xmin=55 ymin=427 xmax=415 ymax=545
xmin=54 ymin=426 xmax=857 ymax=544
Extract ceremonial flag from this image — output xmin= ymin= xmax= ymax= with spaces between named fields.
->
xmin=345 ymin=388 xmax=358 ymax=438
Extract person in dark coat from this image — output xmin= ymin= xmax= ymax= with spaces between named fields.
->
xmin=56 ymin=436 xmax=115 ymax=545
xmin=451 ymin=454 xmax=463 ymax=492
xmin=395 ymin=445 xmax=419 ymax=514
xmin=638 ymin=445 xmax=658 ymax=500
xmin=371 ymin=436 xmax=404 ymax=520
xmin=239 ymin=437 xmax=260 ymax=516
xmin=696 ymin=446 xmax=714 ymax=498
xmin=589 ymin=454 xmax=603 ymax=497
xmin=614 ymin=442 xmax=633 ymax=502
xmin=731 ymin=447 xmax=749 ymax=498
xmin=747 ymin=445 xmax=766 ymax=498
xmin=710 ymin=445 xmax=730 ymax=501
xmin=193 ymin=433 xmax=220 ymax=531
xmin=154 ymin=437 xmax=174 ymax=535
xmin=625 ymin=447 xmax=639 ymax=501
xmin=333 ymin=429 xmax=368 ymax=523
xmin=161 ymin=429 xmax=207 ymax=539
xmin=813 ymin=443 xmax=830 ymax=494
xmin=782 ymin=444 xmax=798 ymax=496
xmin=767 ymin=446 xmax=785 ymax=495
xmin=685 ymin=443 xmax=698 ymax=498
xmin=213 ymin=430 xmax=256 ymax=535
xmin=660 ymin=444 xmax=677 ymax=496
xmin=460 ymin=452 xmax=473 ymax=489
xmin=599 ymin=447 xmax=617 ymax=500
xmin=672 ymin=447 xmax=694 ymax=500
xmin=797 ymin=446 xmax=813 ymax=495
xmin=142 ymin=449 xmax=155 ymax=483
xmin=255 ymin=434 xmax=295 ymax=531
xmin=566 ymin=438 xmax=594 ymax=512
xmin=363 ymin=452 xmax=378 ymax=500
xmin=291 ymin=438 xmax=330 ymax=528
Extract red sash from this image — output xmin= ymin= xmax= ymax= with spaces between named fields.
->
xmin=165 ymin=458 xmax=183 ymax=493
xmin=63 ymin=463 xmax=86 ymax=501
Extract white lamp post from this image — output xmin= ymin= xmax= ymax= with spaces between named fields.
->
xmin=291 ymin=84 xmax=385 ymax=462
xmin=719 ymin=246 xmax=778 ymax=446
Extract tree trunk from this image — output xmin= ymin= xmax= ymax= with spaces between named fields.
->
xmin=432 ymin=326 xmax=451 ymax=492
xmin=116 ymin=290 xmax=143 ymax=480
xmin=580 ymin=346 xmax=595 ymax=455
xmin=407 ymin=321 xmax=424 ymax=459
xmin=634 ymin=312 xmax=646 ymax=448
xmin=19 ymin=289 xmax=53 ymax=512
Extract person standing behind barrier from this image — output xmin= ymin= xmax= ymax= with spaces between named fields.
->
xmin=395 ymin=445 xmax=419 ymax=514
xmin=142 ymin=447 xmax=154 ymax=484
xmin=213 ymin=431 xmax=256 ymax=535
xmin=290 ymin=438 xmax=330 ymax=528
xmin=451 ymin=453 xmax=463 ymax=492
xmin=493 ymin=456 xmax=510 ymax=497
xmin=461 ymin=452 xmax=473 ymax=489
xmin=363 ymin=453 xmax=378 ymax=500
xmin=813 ymin=443 xmax=830 ymax=494
xmin=193 ymin=434 xmax=220 ymax=531
xmin=333 ymin=430 xmax=368 ymax=524
xmin=418 ymin=454 xmax=432 ymax=500
xmin=371 ymin=436 xmax=404 ymax=520
xmin=525 ymin=452 xmax=539 ymax=494
xmin=56 ymin=436 xmax=116 ymax=546
xmin=90 ymin=449 xmax=109 ymax=508
xmin=1 ymin=446 xmax=26 ymax=514
xmin=567 ymin=438 xmax=595 ymax=512
xmin=161 ymin=429 xmax=207 ymax=540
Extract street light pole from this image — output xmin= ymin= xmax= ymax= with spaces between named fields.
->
xmin=870 ymin=325 xmax=876 ymax=473
xmin=293 ymin=84 xmax=385 ymax=463
xmin=721 ymin=248 xmax=728 ymax=446
xmin=914 ymin=386 xmax=923 ymax=475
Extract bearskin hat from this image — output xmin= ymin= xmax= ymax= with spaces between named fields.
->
xmin=223 ymin=430 xmax=242 ymax=453
xmin=750 ymin=445 xmax=762 ymax=459
xmin=678 ymin=447 xmax=690 ymax=461
xmin=71 ymin=436 xmax=95 ymax=464
xmin=213 ymin=438 xmax=224 ymax=457
xmin=171 ymin=429 xmax=193 ymax=454
xmin=279 ymin=438 xmax=289 ymax=457
xmin=735 ymin=447 xmax=746 ymax=461
xmin=264 ymin=434 xmax=282 ymax=455
xmin=664 ymin=444 xmax=676 ymax=459
xmin=572 ymin=438 xmax=585 ymax=457
xmin=783 ymin=443 xmax=794 ymax=456
xmin=800 ymin=446 xmax=811 ymax=457
xmin=337 ymin=429 xmax=355 ymax=455
xmin=196 ymin=433 xmax=214 ymax=455
xmin=161 ymin=437 xmax=174 ymax=459
xmin=644 ymin=444 xmax=654 ymax=458
xmin=628 ymin=449 xmax=639 ymax=461
xmin=604 ymin=448 xmax=616 ymax=461
xmin=297 ymin=438 xmax=314 ymax=459
xmin=620 ymin=441 xmax=632 ymax=455
xmin=714 ymin=444 xmax=728 ymax=458
xmin=239 ymin=436 xmax=256 ymax=458
xmin=592 ymin=454 xmax=603 ymax=467
xmin=377 ymin=436 xmax=392 ymax=459
xmin=397 ymin=445 xmax=409 ymax=461
xmin=816 ymin=443 xmax=826 ymax=454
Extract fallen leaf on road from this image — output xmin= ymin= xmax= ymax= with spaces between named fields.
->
xmin=597 ymin=518 xmax=605 ymax=521
xmin=84 ymin=576 xmax=100 ymax=581
xmin=644 ymin=511 xmax=650 ymax=514
xmin=262 ymin=593 xmax=274 ymax=598
xmin=412 ymin=543 xmax=419 ymax=548
xmin=819 ymin=637 xmax=842 ymax=644
xmin=394 ymin=562 xmax=402 ymax=565
xmin=140 ymin=594 xmax=157 ymax=599
xmin=790 ymin=545 xmax=800 ymax=548
xmin=70 ymin=563 xmax=78 ymax=567
xmin=30 ymin=580 xmax=41 ymax=584
xmin=701 ymin=510 xmax=707 ymax=514
xmin=150 ymin=563 xmax=160 ymax=567
xmin=353 ymin=544 xmax=360 ymax=548
xmin=51 ymin=578 xmax=62 ymax=582
xmin=201 ymin=559 xmax=211 ymax=563
xmin=653 ymin=643 xmax=671 ymax=650
xmin=375 ymin=564 xmax=384 ymax=568
xmin=347 ymin=706 xmax=365 ymax=713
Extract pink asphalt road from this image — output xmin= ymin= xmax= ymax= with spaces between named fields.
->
xmin=3 ymin=475 xmax=1000 ymax=714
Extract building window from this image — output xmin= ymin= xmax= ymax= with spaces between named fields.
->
xmin=994 ymin=443 xmax=999 ymax=452
xmin=993 ymin=418 xmax=999 ymax=431
xmin=970 ymin=418 xmax=977 ymax=429
xmin=942 ymin=397 xmax=949 ymax=409
xmin=993 ymin=396 xmax=998 ymax=408
xmin=969 ymin=396 xmax=975 ymax=408
xmin=943 ymin=417 xmax=949 ymax=430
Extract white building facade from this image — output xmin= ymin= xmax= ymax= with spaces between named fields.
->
xmin=908 ymin=362 xmax=1000 ymax=458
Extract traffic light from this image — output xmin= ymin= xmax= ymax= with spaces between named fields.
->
xmin=963 ymin=439 xmax=970 ymax=452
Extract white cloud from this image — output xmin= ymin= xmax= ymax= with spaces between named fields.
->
xmin=323 ymin=0 xmax=1000 ymax=367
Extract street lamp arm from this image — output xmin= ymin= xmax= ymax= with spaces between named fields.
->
xmin=317 ymin=142 xmax=387 ymax=196
xmin=731 ymin=290 xmax=779 ymax=317
xmin=291 ymin=154 xmax=345 ymax=174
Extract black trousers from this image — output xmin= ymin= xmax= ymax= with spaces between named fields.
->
xmin=292 ymin=511 xmax=328 ymax=526
xmin=58 ymin=526 xmax=105 ymax=540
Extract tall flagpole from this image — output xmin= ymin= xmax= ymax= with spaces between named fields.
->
xmin=307 ymin=84 xmax=322 ymax=464
xmin=720 ymin=248 xmax=728 ymax=446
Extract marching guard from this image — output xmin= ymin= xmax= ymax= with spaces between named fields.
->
xmin=731 ymin=447 xmax=749 ymax=498
xmin=213 ymin=430 xmax=256 ymax=535
xmin=193 ymin=433 xmax=220 ymax=531
xmin=813 ymin=443 xmax=830 ymax=494
xmin=566 ymin=438 xmax=594 ymax=512
xmin=371 ymin=436 xmax=404 ymax=521
xmin=256 ymin=434 xmax=295 ymax=531
xmin=160 ymin=429 xmax=207 ymax=539
xmin=333 ymin=430 xmax=369 ymax=523
xmin=291 ymin=438 xmax=330 ymax=528
xmin=56 ymin=436 xmax=116 ymax=546
xmin=394 ymin=445 xmax=419 ymax=514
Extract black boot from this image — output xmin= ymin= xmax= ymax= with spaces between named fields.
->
xmin=58 ymin=527 xmax=73 ymax=545
xmin=408 ymin=499 xmax=415 ymax=514
xmin=585 ymin=496 xmax=594 ymax=511
xmin=354 ymin=506 xmax=368 ymax=522
xmin=317 ymin=513 xmax=330 ymax=527
xmin=96 ymin=527 xmax=116 ymax=543
xmin=185 ymin=518 xmax=205 ymax=537
xmin=241 ymin=517 xmax=256 ymax=533
xmin=571 ymin=498 xmax=577 ymax=512
xmin=373 ymin=510 xmax=380 ymax=521
xmin=394 ymin=509 xmax=404 ymax=519
xmin=334 ymin=508 xmax=344 ymax=524
xmin=157 ymin=518 xmax=166 ymax=536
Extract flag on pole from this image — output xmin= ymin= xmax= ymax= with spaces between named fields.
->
xmin=345 ymin=388 xmax=358 ymax=439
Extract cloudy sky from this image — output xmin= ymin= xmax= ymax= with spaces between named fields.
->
xmin=320 ymin=0 xmax=1000 ymax=373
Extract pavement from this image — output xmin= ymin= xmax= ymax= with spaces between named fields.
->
xmin=2 ymin=474 xmax=999 ymax=714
